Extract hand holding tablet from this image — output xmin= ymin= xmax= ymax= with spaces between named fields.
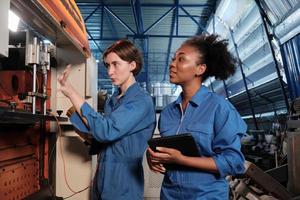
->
xmin=148 ymin=133 xmax=201 ymax=157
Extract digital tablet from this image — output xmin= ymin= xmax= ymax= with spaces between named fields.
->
xmin=148 ymin=133 xmax=201 ymax=157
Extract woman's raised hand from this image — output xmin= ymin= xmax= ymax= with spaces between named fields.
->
xmin=57 ymin=64 xmax=74 ymax=97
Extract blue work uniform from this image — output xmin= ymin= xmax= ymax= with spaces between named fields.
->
xmin=69 ymin=82 xmax=156 ymax=200
xmin=159 ymin=85 xmax=247 ymax=200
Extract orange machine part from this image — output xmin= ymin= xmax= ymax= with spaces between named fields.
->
xmin=0 ymin=158 xmax=39 ymax=200
xmin=37 ymin=0 xmax=91 ymax=57
xmin=0 ymin=125 xmax=41 ymax=200
xmin=0 ymin=70 xmax=53 ymax=199
xmin=0 ymin=71 xmax=44 ymax=112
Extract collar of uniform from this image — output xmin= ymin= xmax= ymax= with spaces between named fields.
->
xmin=123 ymin=82 xmax=140 ymax=97
xmin=175 ymin=94 xmax=183 ymax=105
xmin=175 ymin=85 xmax=209 ymax=107
xmin=110 ymin=82 xmax=140 ymax=106
xmin=113 ymin=82 xmax=140 ymax=99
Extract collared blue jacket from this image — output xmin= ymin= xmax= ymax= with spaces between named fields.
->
xmin=69 ymin=83 xmax=156 ymax=200
xmin=159 ymin=85 xmax=247 ymax=200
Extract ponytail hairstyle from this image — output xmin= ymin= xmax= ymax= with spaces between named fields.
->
xmin=182 ymin=34 xmax=237 ymax=81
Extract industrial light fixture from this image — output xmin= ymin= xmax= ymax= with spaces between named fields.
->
xmin=8 ymin=10 xmax=20 ymax=32
xmin=43 ymin=39 xmax=52 ymax=44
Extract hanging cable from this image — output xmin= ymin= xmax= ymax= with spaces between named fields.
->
xmin=50 ymin=114 xmax=91 ymax=198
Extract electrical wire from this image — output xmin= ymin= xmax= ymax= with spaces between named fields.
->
xmin=63 ymin=186 xmax=90 ymax=199
xmin=47 ymin=127 xmax=58 ymax=198
xmin=51 ymin=113 xmax=91 ymax=198
xmin=47 ymin=30 xmax=90 ymax=198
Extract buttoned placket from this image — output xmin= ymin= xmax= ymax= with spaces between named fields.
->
xmin=175 ymin=103 xmax=189 ymax=135
xmin=174 ymin=102 xmax=189 ymax=197
xmin=99 ymin=95 xmax=121 ymax=195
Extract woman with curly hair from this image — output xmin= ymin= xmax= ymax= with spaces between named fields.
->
xmin=147 ymin=34 xmax=246 ymax=200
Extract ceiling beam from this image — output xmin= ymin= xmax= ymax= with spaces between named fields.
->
xmin=179 ymin=6 xmax=209 ymax=34
xmin=143 ymin=6 xmax=176 ymax=35
xmin=228 ymin=28 xmax=258 ymax=129
xmin=131 ymin=0 xmax=144 ymax=35
xmin=164 ymin=0 xmax=178 ymax=81
xmin=100 ymin=3 xmax=104 ymax=39
xmin=104 ymin=5 xmax=136 ymax=34
xmin=77 ymin=3 xmax=213 ymax=7
xmin=83 ymin=4 xmax=101 ymax=22
xmin=86 ymin=29 xmax=103 ymax=53
xmin=89 ymin=34 xmax=195 ymax=42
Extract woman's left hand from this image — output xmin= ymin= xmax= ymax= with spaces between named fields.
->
xmin=149 ymin=146 xmax=184 ymax=164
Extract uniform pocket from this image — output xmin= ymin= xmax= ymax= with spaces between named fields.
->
xmin=186 ymin=123 xmax=213 ymax=155
xmin=159 ymin=123 xmax=178 ymax=136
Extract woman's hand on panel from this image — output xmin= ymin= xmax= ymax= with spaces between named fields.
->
xmin=57 ymin=64 xmax=75 ymax=97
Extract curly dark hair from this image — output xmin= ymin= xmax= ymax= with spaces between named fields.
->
xmin=182 ymin=34 xmax=237 ymax=81
xmin=103 ymin=39 xmax=143 ymax=76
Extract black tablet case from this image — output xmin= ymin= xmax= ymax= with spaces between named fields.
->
xmin=148 ymin=133 xmax=201 ymax=157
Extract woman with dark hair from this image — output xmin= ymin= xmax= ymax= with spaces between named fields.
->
xmin=147 ymin=34 xmax=247 ymax=199
xmin=58 ymin=39 xmax=156 ymax=200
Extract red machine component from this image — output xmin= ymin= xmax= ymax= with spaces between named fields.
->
xmin=0 ymin=158 xmax=40 ymax=200
xmin=0 ymin=68 xmax=54 ymax=199
xmin=0 ymin=125 xmax=43 ymax=200
xmin=0 ymin=70 xmax=44 ymax=112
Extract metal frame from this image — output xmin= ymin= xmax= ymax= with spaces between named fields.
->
xmin=179 ymin=6 xmax=208 ymax=34
xmin=213 ymin=15 xmax=259 ymax=129
xmin=255 ymin=0 xmax=290 ymax=109
xmin=104 ymin=5 xmax=136 ymax=34
xmin=229 ymin=29 xmax=258 ymax=130
xmin=143 ymin=6 xmax=176 ymax=35
xmin=163 ymin=0 xmax=178 ymax=81
xmin=78 ymin=1 xmax=216 ymax=87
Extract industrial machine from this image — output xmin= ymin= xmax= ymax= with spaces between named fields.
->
xmin=0 ymin=0 xmax=97 ymax=199
xmin=228 ymin=98 xmax=300 ymax=200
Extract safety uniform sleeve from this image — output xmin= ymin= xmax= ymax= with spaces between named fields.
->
xmin=80 ymin=98 xmax=152 ymax=143
xmin=212 ymin=103 xmax=247 ymax=178
xmin=69 ymin=111 xmax=90 ymax=133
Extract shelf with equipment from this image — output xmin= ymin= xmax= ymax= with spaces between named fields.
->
xmin=0 ymin=108 xmax=68 ymax=124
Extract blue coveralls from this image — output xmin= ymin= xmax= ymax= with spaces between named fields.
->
xmin=159 ymin=85 xmax=247 ymax=200
xmin=69 ymin=83 xmax=156 ymax=200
